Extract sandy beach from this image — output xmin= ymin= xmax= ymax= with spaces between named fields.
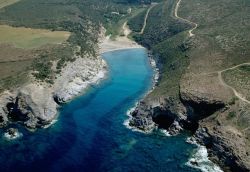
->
xmin=99 ymin=22 xmax=143 ymax=54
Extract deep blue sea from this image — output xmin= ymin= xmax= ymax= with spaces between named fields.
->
xmin=0 ymin=48 xmax=200 ymax=172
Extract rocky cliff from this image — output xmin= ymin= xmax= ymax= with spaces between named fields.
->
xmin=127 ymin=0 xmax=250 ymax=171
xmin=128 ymin=64 xmax=250 ymax=171
xmin=0 ymin=56 xmax=106 ymax=129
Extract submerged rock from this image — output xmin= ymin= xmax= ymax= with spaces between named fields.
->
xmin=4 ymin=128 xmax=22 ymax=140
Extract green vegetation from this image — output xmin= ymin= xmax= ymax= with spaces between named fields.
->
xmin=0 ymin=0 xmax=150 ymax=88
xmin=31 ymin=44 xmax=76 ymax=83
xmin=228 ymin=96 xmax=239 ymax=105
xmin=127 ymin=8 xmax=148 ymax=32
xmin=32 ymin=55 xmax=53 ymax=84
xmin=227 ymin=111 xmax=236 ymax=120
xmin=0 ymin=0 xmax=142 ymax=55
xmin=0 ymin=0 xmax=19 ymax=9
xmin=239 ymin=65 xmax=250 ymax=72
xmin=128 ymin=0 xmax=191 ymax=100
xmin=177 ymin=0 xmax=250 ymax=154
xmin=178 ymin=0 xmax=250 ymax=69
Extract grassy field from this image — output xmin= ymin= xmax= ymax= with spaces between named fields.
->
xmin=0 ymin=25 xmax=70 ymax=49
xmin=0 ymin=0 xmax=148 ymax=92
xmin=0 ymin=0 xmax=19 ymax=9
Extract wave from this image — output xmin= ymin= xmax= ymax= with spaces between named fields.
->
xmin=123 ymin=105 xmax=154 ymax=134
xmin=3 ymin=130 xmax=23 ymax=141
xmin=186 ymin=137 xmax=223 ymax=172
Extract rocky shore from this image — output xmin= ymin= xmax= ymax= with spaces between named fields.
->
xmin=0 ymin=24 xmax=142 ymax=131
xmin=124 ymin=52 xmax=160 ymax=133
xmin=128 ymin=52 xmax=250 ymax=172
xmin=0 ymin=52 xmax=107 ymax=130
xmin=128 ymin=71 xmax=250 ymax=171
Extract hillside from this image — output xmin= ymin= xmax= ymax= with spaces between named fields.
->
xmin=0 ymin=0 xmax=249 ymax=171
xmin=0 ymin=0 xmax=148 ymax=129
xmin=128 ymin=0 xmax=250 ymax=171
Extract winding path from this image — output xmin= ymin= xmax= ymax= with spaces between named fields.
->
xmin=197 ymin=63 xmax=250 ymax=104
xmin=175 ymin=0 xmax=198 ymax=37
xmin=195 ymin=63 xmax=250 ymax=104
xmin=139 ymin=3 xmax=157 ymax=34
xmin=218 ymin=71 xmax=250 ymax=104
xmin=219 ymin=63 xmax=250 ymax=104
xmin=220 ymin=63 xmax=250 ymax=73
xmin=175 ymin=0 xmax=250 ymax=104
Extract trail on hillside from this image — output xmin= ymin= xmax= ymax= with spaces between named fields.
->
xmin=139 ymin=3 xmax=157 ymax=34
xmin=197 ymin=63 xmax=250 ymax=104
xmin=219 ymin=63 xmax=250 ymax=104
xmin=220 ymin=63 xmax=250 ymax=73
xmin=194 ymin=63 xmax=250 ymax=104
xmin=175 ymin=0 xmax=198 ymax=37
xmin=175 ymin=0 xmax=250 ymax=104
xmin=218 ymin=71 xmax=250 ymax=104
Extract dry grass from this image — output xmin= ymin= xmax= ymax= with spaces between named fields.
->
xmin=0 ymin=44 xmax=34 ymax=79
xmin=0 ymin=25 xmax=70 ymax=49
xmin=222 ymin=65 xmax=250 ymax=101
xmin=0 ymin=0 xmax=19 ymax=9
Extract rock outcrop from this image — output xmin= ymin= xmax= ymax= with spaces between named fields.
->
xmin=53 ymin=57 xmax=106 ymax=104
xmin=0 ymin=56 xmax=106 ymax=129
xmin=129 ymin=62 xmax=250 ymax=171
xmin=195 ymin=124 xmax=250 ymax=172
xmin=129 ymin=97 xmax=187 ymax=134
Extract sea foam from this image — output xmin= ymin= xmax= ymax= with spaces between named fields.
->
xmin=186 ymin=138 xmax=223 ymax=172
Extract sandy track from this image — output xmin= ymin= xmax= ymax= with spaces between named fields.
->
xmin=175 ymin=0 xmax=198 ymax=37
xmin=196 ymin=63 xmax=250 ymax=104
xmin=175 ymin=0 xmax=250 ymax=104
xmin=139 ymin=3 xmax=157 ymax=34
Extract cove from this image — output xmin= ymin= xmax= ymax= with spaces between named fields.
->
xmin=0 ymin=48 xmax=199 ymax=172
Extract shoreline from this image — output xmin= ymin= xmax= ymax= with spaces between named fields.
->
xmin=123 ymin=51 xmax=160 ymax=134
xmin=101 ymin=47 xmax=144 ymax=54
xmin=99 ymin=35 xmax=143 ymax=54
xmin=114 ymin=23 xmax=224 ymax=172
xmin=0 ymin=23 xmax=144 ymax=131
xmin=186 ymin=138 xmax=223 ymax=172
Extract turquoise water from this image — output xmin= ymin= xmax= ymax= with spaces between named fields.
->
xmin=0 ymin=48 xmax=198 ymax=172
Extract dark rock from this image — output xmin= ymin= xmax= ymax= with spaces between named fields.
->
xmin=190 ymin=160 xmax=199 ymax=166
xmin=129 ymin=97 xmax=187 ymax=133
xmin=7 ymin=128 xmax=18 ymax=137
xmin=195 ymin=126 xmax=250 ymax=172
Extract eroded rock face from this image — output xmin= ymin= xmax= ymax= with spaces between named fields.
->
xmin=53 ymin=57 xmax=106 ymax=104
xmin=0 ymin=92 xmax=14 ymax=127
xmin=195 ymin=124 xmax=250 ymax=172
xmin=0 ymin=86 xmax=58 ymax=129
xmin=180 ymin=73 xmax=231 ymax=120
xmin=129 ymin=97 xmax=187 ymax=134
xmin=129 ymin=101 xmax=155 ymax=132
xmin=0 ymin=55 xmax=106 ymax=129
xmin=129 ymin=67 xmax=250 ymax=171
